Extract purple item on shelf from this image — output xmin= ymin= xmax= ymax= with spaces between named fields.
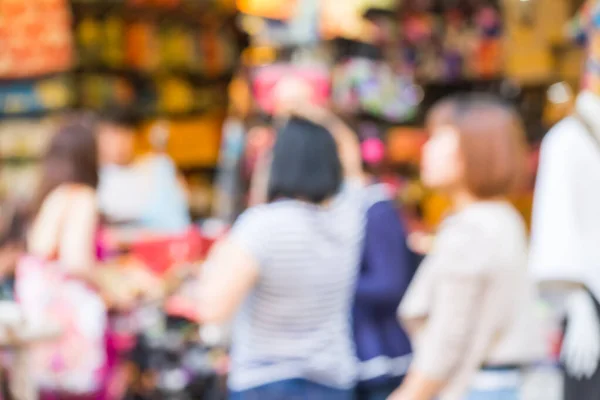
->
xmin=445 ymin=52 xmax=463 ymax=80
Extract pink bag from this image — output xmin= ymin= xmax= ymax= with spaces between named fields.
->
xmin=15 ymin=256 xmax=107 ymax=394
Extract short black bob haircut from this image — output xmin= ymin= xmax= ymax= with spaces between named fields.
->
xmin=267 ymin=116 xmax=343 ymax=204
xmin=98 ymin=107 xmax=141 ymax=130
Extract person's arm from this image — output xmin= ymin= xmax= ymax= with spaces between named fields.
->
xmin=392 ymin=224 xmax=488 ymax=400
xmin=196 ymin=207 xmax=270 ymax=324
xmin=356 ymin=201 xmax=415 ymax=307
xmin=196 ymin=239 xmax=259 ymax=323
xmin=390 ymin=274 xmax=484 ymax=400
xmin=325 ymin=114 xmax=363 ymax=181
xmin=58 ymin=187 xmax=98 ymax=273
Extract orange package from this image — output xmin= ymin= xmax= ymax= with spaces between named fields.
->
xmin=0 ymin=0 xmax=73 ymax=78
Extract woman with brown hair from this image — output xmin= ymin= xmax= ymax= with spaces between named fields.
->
xmin=390 ymin=94 xmax=542 ymax=400
xmin=18 ymin=117 xmax=147 ymax=400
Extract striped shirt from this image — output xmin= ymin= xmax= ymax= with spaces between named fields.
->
xmin=227 ymin=181 xmax=366 ymax=391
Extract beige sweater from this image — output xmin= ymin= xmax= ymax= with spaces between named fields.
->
xmin=399 ymin=201 xmax=543 ymax=400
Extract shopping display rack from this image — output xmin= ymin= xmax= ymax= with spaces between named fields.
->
xmin=108 ymin=227 xmax=228 ymax=400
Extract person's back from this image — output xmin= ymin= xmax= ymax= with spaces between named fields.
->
xmin=454 ymin=202 xmax=541 ymax=366
xmin=228 ymin=182 xmax=364 ymax=390
xmin=195 ymin=111 xmax=368 ymax=400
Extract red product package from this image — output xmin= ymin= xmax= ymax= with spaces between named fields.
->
xmin=252 ymin=64 xmax=330 ymax=115
xmin=131 ymin=228 xmax=216 ymax=276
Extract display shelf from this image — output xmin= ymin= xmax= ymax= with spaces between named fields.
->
xmin=0 ymin=108 xmax=71 ymax=121
xmin=0 ymin=156 xmax=42 ymax=165
xmin=74 ymin=66 xmax=235 ymax=85
xmin=0 ymin=72 xmax=71 ymax=85
xmin=70 ymin=0 xmax=235 ymax=23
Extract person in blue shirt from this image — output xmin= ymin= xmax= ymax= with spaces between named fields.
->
xmin=96 ymin=108 xmax=191 ymax=235
xmin=353 ymin=159 xmax=419 ymax=400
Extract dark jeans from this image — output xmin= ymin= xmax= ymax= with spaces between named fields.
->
xmin=229 ymin=379 xmax=355 ymax=400
xmin=355 ymin=379 xmax=402 ymax=400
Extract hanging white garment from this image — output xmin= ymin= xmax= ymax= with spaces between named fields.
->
xmin=530 ymin=91 xmax=600 ymax=302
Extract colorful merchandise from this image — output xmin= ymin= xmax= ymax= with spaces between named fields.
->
xmin=358 ymin=123 xmax=386 ymax=166
xmin=130 ymin=228 xmax=207 ymax=276
xmin=0 ymin=118 xmax=55 ymax=160
xmin=332 ymin=57 xmax=419 ymax=122
xmin=80 ymin=75 xmax=134 ymax=110
xmin=386 ymin=127 xmax=427 ymax=165
xmin=0 ymin=77 xmax=73 ymax=116
xmin=399 ymin=1 xmax=503 ymax=81
xmin=567 ymin=0 xmax=600 ymax=96
xmin=0 ymin=0 xmax=73 ymax=78
xmin=252 ymin=64 xmax=330 ymax=115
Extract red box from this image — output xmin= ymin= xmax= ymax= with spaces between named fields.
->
xmin=131 ymin=228 xmax=216 ymax=276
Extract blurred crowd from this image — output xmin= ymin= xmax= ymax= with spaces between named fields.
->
xmin=0 ymin=81 xmax=598 ymax=400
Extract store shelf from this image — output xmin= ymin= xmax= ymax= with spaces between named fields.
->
xmin=0 ymin=156 xmax=41 ymax=165
xmin=0 ymin=71 xmax=72 ymax=84
xmin=74 ymin=66 xmax=234 ymax=85
xmin=0 ymin=108 xmax=71 ymax=120
xmin=70 ymin=1 xmax=235 ymax=23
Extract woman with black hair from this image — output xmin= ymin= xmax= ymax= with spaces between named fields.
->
xmin=196 ymin=106 xmax=366 ymax=399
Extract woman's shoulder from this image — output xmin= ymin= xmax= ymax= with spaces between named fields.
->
xmin=237 ymin=202 xmax=299 ymax=223
xmin=436 ymin=202 xmax=527 ymax=269
xmin=44 ymin=184 xmax=96 ymax=207
xmin=448 ymin=201 xmax=524 ymax=229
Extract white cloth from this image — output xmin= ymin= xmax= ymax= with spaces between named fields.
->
xmin=98 ymin=163 xmax=151 ymax=223
xmin=529 ymin=91 xmax=600 ymax=302
xmin=561 ymin=289 xmax=600 ymax=379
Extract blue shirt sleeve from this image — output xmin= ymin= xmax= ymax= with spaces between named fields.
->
xmin=355 ymin=200 xmax=417 ymax=307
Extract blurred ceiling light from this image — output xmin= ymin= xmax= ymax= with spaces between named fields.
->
xmin=547 ymin=81 xmax=572 ymax=104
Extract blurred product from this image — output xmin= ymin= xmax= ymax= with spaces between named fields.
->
xmin=0 ymin=77 xmax=73 ymax=116
xmin=332 ymin=55 xmax=420 ymax=122
xmin=398 ymin=0 xmax=503 ymax=82
xmin=252 ymin=63 xmax=330 ymax=115
xmin=0 ymin=0 xmax=73 ymax=78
